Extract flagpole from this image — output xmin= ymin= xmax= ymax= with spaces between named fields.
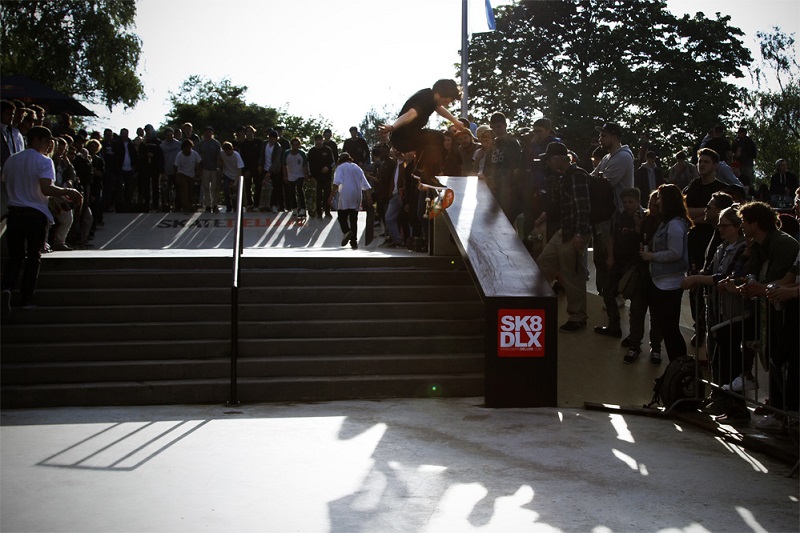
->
xmin=461 ymin=0 xmax=468 ymax=119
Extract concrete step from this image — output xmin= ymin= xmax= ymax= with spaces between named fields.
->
xmin=7 ymin=301 xmax=485 ymax=324
xmin=0 ymin=373 xmax=485 ymax=408
xmin=2 ymin=353 xmax=484 ymax=385
xmin=0 ymin=335 xmax=484 ymax=363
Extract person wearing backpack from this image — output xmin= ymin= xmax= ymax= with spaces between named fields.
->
xmin=591 ymin=123 xmax=635 ymax=296
xmin=640 ymin=184 xmax=693 ymax=362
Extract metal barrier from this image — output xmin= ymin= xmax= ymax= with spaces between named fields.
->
xmin=227 ymin=175 xmax=246 ymax=407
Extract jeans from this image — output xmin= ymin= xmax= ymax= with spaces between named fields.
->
xmin=648 ymin=282 xmax=687 ymax=361
xmin=385 ymin=193 xmax=404 ymax=245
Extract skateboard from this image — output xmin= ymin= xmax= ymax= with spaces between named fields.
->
xmin=413 ymin=175 xmax=455 ymax=219
xmin=364 ymin=193 xmax=375 ymax=245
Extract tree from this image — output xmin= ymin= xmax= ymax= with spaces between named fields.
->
xmin=465 ymin=0 xmax=752 ymax=158
xmin=740 ymin=29 xmax=800 ymax=182
xmin=0 ymin=0 xmax=144 ymax=110
xmin=165 ymin=76 xmax=332 ymax=146
xmin=358 ymin=107 xmax=395 ymax=149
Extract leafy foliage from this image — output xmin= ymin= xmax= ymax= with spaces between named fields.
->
xmin=740 ymin=29 xmax=800 ymax=181
xmin=164 ymin=76 xmax=332 ymax=147
xmin=465 ymin=0 xmax=752 ymax=158
xmin=0 ymin=0 xmax=144 ymax=110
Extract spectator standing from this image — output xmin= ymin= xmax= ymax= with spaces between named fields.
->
xmin=769 ymin=158 xmax=798 ymax=200
xmin=731 ymin=127 xmax=757 ymax=189
xmin=667 ymin=151 xmax=699 ymax=191
xmin=173 ymin=140 xmax=202 ymax=214
xmin=159 ymin=127 xmax=182 ymax=212
xmin=594 ymin=188 xmax=644 ymax=341
xmin=342 ymin=127 xmax=371 ymax=169
xmin=322 ymin=128 xmax=339 ymax=162
xmin=195 ymin=126 xmax=222 ymax=213
xmin=634 ymin=151 xmax=665 ymax=207
xmin=639 ymin=184 xmax=692 ymax=362
xmin=138 ymin=124 xmax=163 ymax=212
xmin=683 ymin=148 xmax=727 ymax=346
xmin=535 ymin=142 xmax=592 ymax=333
xmin=112 ymin=128 xmax=138 ymax=212
xmin=257 ymin=129 xmax=282 ymax=212
xmin=488 ymin=112 xmax=523 ymax=223
xmin=1 ymin=127 xmax=82 ymax=314
xmin=307 ymin=134 xmax=336 ymax=219
xmin=238 ymin=126 xmax=262 ymax=210
xmin=592 ymin=122 xmax=635 ymax=296
xmin=282 ymin=138 xmax=309 ymax=217
xmin=738 ymin=201 xmax=800 ymax=430
xmin=220 ymin=141 xmax=244 ymax=213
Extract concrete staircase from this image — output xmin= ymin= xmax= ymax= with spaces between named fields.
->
xmin=0 ymin=255 xmax=485 ymax=408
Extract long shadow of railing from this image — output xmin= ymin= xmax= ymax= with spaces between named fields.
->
xmin=228 ymin=176 xmax=246 ymax=407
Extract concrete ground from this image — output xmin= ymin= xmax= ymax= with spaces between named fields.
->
xmin=2 ymin=211 xmax=798 ymax=532
xmin=1 ymin=399 xmax=798 ymax=533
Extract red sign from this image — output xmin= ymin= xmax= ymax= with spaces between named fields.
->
xmin=497 ymin=309 xmax=545 ymax=357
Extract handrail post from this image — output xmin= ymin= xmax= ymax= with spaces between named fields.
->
xmin=227 ymin=175 xmax=246 ymax=407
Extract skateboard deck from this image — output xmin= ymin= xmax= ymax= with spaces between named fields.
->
xmin=364 ymin=193 xmax=375 ymax=245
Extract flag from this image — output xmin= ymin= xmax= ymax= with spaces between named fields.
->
xmin=484 ymin=0 xmax=496 ymax=31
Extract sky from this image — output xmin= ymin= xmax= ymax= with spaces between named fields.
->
xmin=86 ymin=0 xmax=800 ymax=137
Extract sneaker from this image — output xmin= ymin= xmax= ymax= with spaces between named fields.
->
xmin=559 ymin=321 xmax=586 ymax=333
xmin=715 ymin=410 xmax=751 ymax=425
xmin=722 ymin=375 xmax=758 ymax=392
xmin=341 ymin=230 xmax=353 ymax=247
xmin=351 ymin=242 xmax=358 ymax=250
xmin=755 ymin=414 xmax=784 ymax=432
xmin=623 ymin=348 xmax=641 ymax=364
xmin=594 ymin=326 xmax=622 ymax=338
xmin=271 ymin=206 xmax=278 ymax=213
xmin=1 ymin=290 xmax=11 ymax=317
xmin=649 ymin=350 xmax=662 ymax=366
xmin=298 ymin=208 xmax=306 ymax=217
xmin=20 ymin=299 xmax=36 ymax=310
xmin=291 ymin=209 xmax=298 ymax=217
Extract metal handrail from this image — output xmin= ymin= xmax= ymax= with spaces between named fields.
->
xmin=227 ymin=175 xmax=246 ymax=406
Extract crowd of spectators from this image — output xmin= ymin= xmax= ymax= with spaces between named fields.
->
xmin=2 ymin=91 xmax=798 ymax=431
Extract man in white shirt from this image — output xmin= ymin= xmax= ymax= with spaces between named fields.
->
xmin=330 ymin=152 xmax=373 ymax=250
xmin=2 ymin=126 xmax=82 ymax=314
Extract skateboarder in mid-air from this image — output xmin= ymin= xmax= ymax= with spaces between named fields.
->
xmin=378 ymin=79 xmax=470 ymax=185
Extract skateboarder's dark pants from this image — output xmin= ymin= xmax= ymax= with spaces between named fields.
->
xmin=284 ymin=178 xmax=305 ymax=211
xmin=315 ymin=176 xmax=331 ymax=215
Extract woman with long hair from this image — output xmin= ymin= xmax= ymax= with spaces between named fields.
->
xmin=640 ymin=184 xmax=693 ymax=361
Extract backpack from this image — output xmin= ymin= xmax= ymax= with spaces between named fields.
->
xmin=589 ymin=174 xmax=615 ymax=225
xmin=646 ymin=355 xmax=705 ymax=410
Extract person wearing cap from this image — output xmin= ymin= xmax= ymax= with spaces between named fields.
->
xmin=535 ymin=142 xmax=592 ymax=333
xmin=2 ymin=126 xmax=83 ymax=314
xmin=257 ymin=129 xmax=282 ymax=212
xmin=195 ymin=126 xmax=222 ymax=213
xmin=329 ymin=152 xmax=373 ymax=250
xmin=342 ymin=127 xmax=370 ymax=169
xmin=591 ymin=122 xmax=635 ymax=297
